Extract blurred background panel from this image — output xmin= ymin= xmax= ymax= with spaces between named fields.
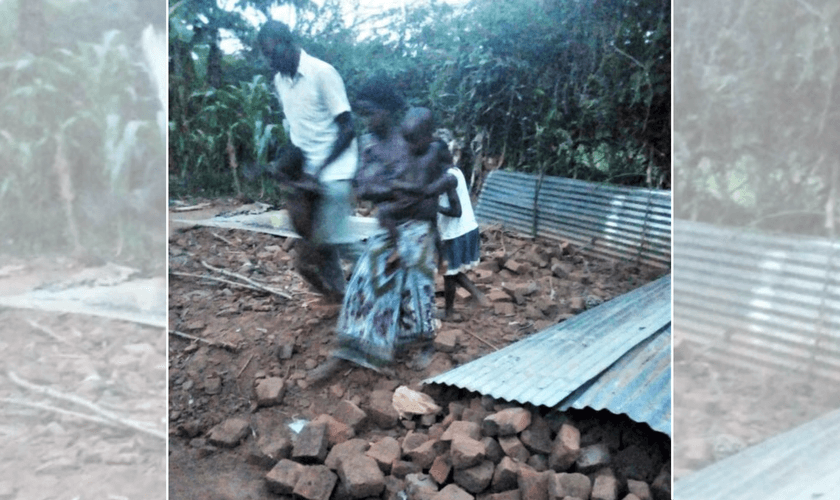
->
xmin=673 ymin=0 xmax=840 ymax=496
xmin=0 ymin=0 xmax=166 ymax=499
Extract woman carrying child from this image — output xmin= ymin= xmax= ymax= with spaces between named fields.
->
xmin=310 ymin=79 xmax=452 ymax=377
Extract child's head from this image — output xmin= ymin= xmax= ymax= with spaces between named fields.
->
xmin=277 ymin=144 xmax=306 ymax=181
xmin=401 ymin=107 xmax=435 ymax=156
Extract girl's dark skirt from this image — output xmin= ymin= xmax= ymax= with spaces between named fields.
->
xmin=441 ymin=227 xmax=480 ymax=276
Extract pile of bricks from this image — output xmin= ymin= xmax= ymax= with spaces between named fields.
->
xmin=207 ymin=386 xmax=670 ymax=500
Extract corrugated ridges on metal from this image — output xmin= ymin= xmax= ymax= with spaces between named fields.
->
xmin=674 ymin=407 xmax=840 ymax=500
xmin=423 ymin=274 xmax=670 ymax=411
xmin=475 ymin=171 xmax=671 ymax=269
xmin=674 ymin=219 xmax=840 ymax=381
xmin=558 ymin=325 xmax=671 ymax=436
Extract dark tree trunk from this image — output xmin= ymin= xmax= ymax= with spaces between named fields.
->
xmin=207 ymin=29 xmax=222 ymax=88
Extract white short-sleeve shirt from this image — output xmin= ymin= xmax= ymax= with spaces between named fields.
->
xmin=438 ymin=167 xmax=479 ymax=240
xmin=273 ymin=50 xmax=359 ymax=181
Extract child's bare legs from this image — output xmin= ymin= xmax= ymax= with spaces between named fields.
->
xmin=455 ymin=272 xmax=488 ymax=306
xmin=443 ymin=275 xmax=457 ymax=318
xmin=443 ymin=272 xmax=489 ymax=319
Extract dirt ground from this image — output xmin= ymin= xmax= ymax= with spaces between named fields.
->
xmin=167 ymin=198 xmax=669 ymax=500
xmin=672 ymin=335 xmax=840 ymax=480
xmin=0 ymin=258 xmax=166 ymax=500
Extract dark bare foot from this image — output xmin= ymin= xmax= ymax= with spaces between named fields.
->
xmin=307 ymin=357 xmax=348 ymax=383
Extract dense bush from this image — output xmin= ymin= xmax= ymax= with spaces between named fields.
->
xmin=0 ymin=0 xmax=164 ymax=263
xmin=675 ymin=0 xmax=839 ymax=237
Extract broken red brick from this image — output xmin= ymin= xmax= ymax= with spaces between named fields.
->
xmin=293 ymin=464 xmax=337 ymax=500
xmin=450 ymin=436 xmax=487 ymax=470
xmin=441 ymin=420 xmax=482 ymax=442
xmin=337 ymin=454 xmax=386 ymax=498
xmin=549 ymin=424 xmax=581 ymax=472
xmin=366 ymin=436 xmax=401 ymax=474
xmin=265 ymin=459 xmax=305 ymax=495
xmin=482 ymin=407 xmax=532 ymax=436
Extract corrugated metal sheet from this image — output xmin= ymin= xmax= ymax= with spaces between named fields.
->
xmin=558 ymin=325 xmax=671 ymax=436
xmin=674 ymin=219 xmax=840 ymax=381
xmin=0 ymin=279 xmax=166 ymax=328
xmin=474 ymin=171 xmax=671 ymax=269
xmin=174 ymin=211 xmax=385 ymax=241
xmin=423 ymin=274 xmax=670 ymax=424
xmin=674 ymin=407 xmax=840 ymax=500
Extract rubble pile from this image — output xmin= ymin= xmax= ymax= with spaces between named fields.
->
xmin=193 ymin=381 xmax=670 ymax=500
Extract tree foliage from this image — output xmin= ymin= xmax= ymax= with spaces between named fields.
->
xmin=0 ymin=0 xmax=164 ymax=264
xmin=675 ymin=0 xmax=840 ymax=237
xmin=169 ymin=0 xmax=670 ymax=200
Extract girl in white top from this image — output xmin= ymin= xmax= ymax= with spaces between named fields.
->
xmin=436 ymin=165 xmax=489 ymax=319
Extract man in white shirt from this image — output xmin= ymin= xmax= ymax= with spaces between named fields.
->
xmin=257 ymin=20 xmax=359 ymax=302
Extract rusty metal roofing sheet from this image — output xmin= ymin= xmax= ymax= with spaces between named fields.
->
xmin=423 ymin=274 xmax=670 ymax=417
xmin=674 ymin=407 xmax=840 ymax=500
xmin=674 ymin=219 xmax=840 ymax=381
xmin=558 ymin=324 xmax=671 ymax=436
xmin=475 ymin=171 xmax=671 ymax=269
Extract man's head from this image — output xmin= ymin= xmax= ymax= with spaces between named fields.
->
xmin=356 ymin=75 xmax=405 ymax=136
xmin=257 ymin=20 xmax=299 ymax=76
xmin=401 ymin=107 xmax=435 ymax=156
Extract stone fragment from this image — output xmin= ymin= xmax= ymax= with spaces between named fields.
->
xmin=247 ymin=435 xmax=292 ymax=468
xmin=482 ymin=408 xmax=531 ymax=437
xmin=207 ymin=417 xmax=249 ymax=448
xmin=551 ymin=472 xmax=592 ymax=500
xmin=450 ymin=436 xmax=487 ymax=470
xmin=433 ymin=483 xmax=474 ymax=500
xmin=435 ymin=329 xmax=460 ymax=353
xmin=591 ymin=474 xmax=619 ymax=500
xmin=293 ymin=465 xmax=337 ymax=500
xmin=429 ymin=454 xmax=452 ymax=484
xmin=311 ymin=414 xmax=354 ymax=446
xmin=368 ymin=390 xmax=400 ymax=429
xmin=651 ymin=466 xmax=671 ymax=500
xmin=491 ymin=456 xmax=520 ymax=492
xmin=325 ymin=438 xmax=369 ymax=470
xmin=407 ymin=438 xmax=445 ymax=469
xmin=575 ymin=443 xmax=611 ymax=474
xmin=549 ymin=424 xmax=581 ymax=472
xmin=292 ymin=422 xmax=329 ymax=464
xmin=333 ymin=400 xmax=368 ymax=429
xmin=392 ymin=460 xmax=423 ymax=478
xmin=337 ymin=454 xmax=386 ymax=498
xmin=517 ymin=463 xmax=550 ymax=500
xmin=254 ymin=377 xmax=285 ymax=406
xmin=626 ymin=479 xmax=652 ymax=500
xmin=482 ymin=436 xmax=504 ymax=464
xmin=393 ymin=386 xmax=442 ymax=419
xmin=520 ymin=415 xmax=553 ymax=455
xmin=498 ymin=435 xmax=530 ymax=463
xmin=366 ymin=436 xmax=401 ymax=474
xmin=494 ymin=302 xmax=516 ymax=316
xmin=484 ymin=491 xmax=521 ymax=500
xmin=441 ymin=420 xmax=482 ymax=442
xmin=406 ymin=473 xmax=439 ymax=498
xmin=615 ymin=445 xmax=657 ymax=482
xmin=453 ymin=459 xmax=494 ymax=494
xmin=265 ymin=459 xmax=304 ymax=495
xmin=527 ymin=453 xmax=549 ymax=472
